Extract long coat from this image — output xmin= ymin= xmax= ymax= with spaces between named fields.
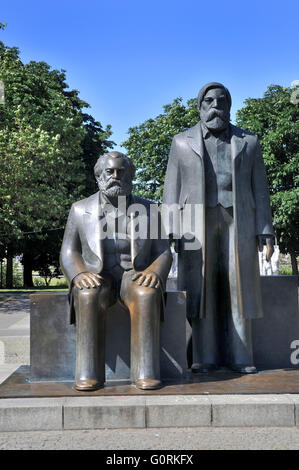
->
xmin=60 ymin=192 xmax=172 ymax=323
xmin=163 ymin=122 xmax=274 ymax=320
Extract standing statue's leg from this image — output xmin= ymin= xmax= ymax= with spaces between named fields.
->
xmin=121 ymin=276 xmax=161 ymax=389
xmin=219 ymin=206 xmax=256 ymax=374
xmin=73 ymin=275 xmax=116 ymax=390
xmin=228 ymin=315 xmax=255 ymax=373
xmin=191 ymin=206 xmax=219 ymax=372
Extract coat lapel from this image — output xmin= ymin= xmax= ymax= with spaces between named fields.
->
xmin=231 ymin=125 xmax=246 ymax=161
xmin=127 ymin=193 xmax=144 ymax=269
xmin=83 ymin=192 xmax=104 ymax=265
xmin=187 ymin=122 xmax=205 ymax=159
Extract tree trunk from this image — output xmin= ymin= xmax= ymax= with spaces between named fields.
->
xmin=290 ymin=252 xmax=299 ymax=276
xmin=6 ymin=247 xmax=13 ymax=289
xmin=23 ymin=252 xmax=34 ymax=288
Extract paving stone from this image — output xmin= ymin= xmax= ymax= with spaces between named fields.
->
xmin=0 ymin=336 xmax=30 ymax=365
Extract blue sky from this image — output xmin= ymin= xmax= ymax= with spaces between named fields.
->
xmin=1 ymin=0 xmax=299 ymax=150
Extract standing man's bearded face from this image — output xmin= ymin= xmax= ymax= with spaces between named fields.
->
xmin=200 ymin=87 xmax=230 ymax=133
xmin=96 ymin=156 xmax=133 ymax=199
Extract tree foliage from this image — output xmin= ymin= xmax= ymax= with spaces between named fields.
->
xmin=236 ymin=85 xmax=299 ymax=272
xmin=122 ymin=97 xmax=199 ymax=201
xmin=0 ymin=34 xmax=114 ymax=285
xmin=123 ymin=85 xmax=299 ymax=273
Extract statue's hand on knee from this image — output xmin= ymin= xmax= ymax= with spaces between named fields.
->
xmin=73 ymin=272 xmax=104 ymax=290
xmin=131 ymin=271 xmax=160 ymax=289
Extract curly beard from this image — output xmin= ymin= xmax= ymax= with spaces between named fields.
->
xmin=98 ymin=179 xmax=132 ymax=198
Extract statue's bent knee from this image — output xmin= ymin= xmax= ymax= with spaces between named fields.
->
xmin=74 ymin=283 xmax=114 ymax=314
xmin=130 ymin=284 xmax=160 ymax=301
xmin=75 ymin=284 xmax=102 ymax=297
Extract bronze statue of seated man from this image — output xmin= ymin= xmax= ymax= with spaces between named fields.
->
xmin=60 ymin=151 xmax=172 ymax=391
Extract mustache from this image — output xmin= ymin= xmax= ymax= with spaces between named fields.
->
xmin=205 ymin=109 xmax=227 ymax=122
xmin=99 ymin=179 xmax=124 ymax=190
xmin=106 ymin=180 xmax=123 ymax=188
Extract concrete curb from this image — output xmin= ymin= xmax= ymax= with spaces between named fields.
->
xmin=0 ymin=394 xmax=299 ymax=432
xmin=211 ymin=395 xmax=296 ymax=427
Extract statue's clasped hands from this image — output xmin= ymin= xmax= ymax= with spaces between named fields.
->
xmin=131 ymin=271 xmax=160 ymax=289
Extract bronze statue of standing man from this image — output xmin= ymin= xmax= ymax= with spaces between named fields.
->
xmin=163 ymin=83 xmax=274 ymax=373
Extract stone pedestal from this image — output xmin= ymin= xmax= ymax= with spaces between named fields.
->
xmin=30 ymin=276 xmax=299 ymax=382
xmin=184 ymin=275 xmax=299 ymax=370
xmin=252 ymin=275 xmax=299 ymax=369
xmin=30 ymin=290 xmax=190 ymax=382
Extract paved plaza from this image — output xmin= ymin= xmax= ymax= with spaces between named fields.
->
xmin=0 ymin=293 xmax=299 ymax=450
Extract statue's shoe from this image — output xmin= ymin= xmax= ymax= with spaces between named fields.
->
xmin=74 ymin=379 xmax=103 ymax=391
xmin=191 ymin=363 xmax=218 ymax=373
xmin=135 ymin=378 xmax=162 ymax=390
xmin=230 ymin=364 xmax=257 ymax=374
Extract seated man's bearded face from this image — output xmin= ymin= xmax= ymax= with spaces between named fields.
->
xmin=97 ymin=156 xmax=133 ymax=198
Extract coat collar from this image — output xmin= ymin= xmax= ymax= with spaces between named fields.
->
xmin=82 ymin=191 xmax=141 ymax=269
xmin=187 ymin=122 xmax=246 ymax=160
xmin=84 ymin=191 xmax=100 ymax=216
xmin=84 ymin=192 xmax=136 ymax=216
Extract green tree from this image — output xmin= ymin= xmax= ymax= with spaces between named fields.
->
xmin=122 ymin=97 xmax=198 ymax=201
xmin=236 ymin=85 xmax=299 ymax=274
xmin=0 ymin=35 xmax=113 ymax=287
xmin=20 ymin=230 xmax=63 ymax=287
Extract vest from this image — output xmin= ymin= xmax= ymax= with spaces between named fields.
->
xmin=203 ymin=129 xmax=233 ymax=208
xmin=101 ymin=201 xmax=133 ymax=279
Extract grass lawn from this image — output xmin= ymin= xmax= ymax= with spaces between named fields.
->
xmin=0 ymin=288 xmax=68 ymax=293
xmin=0 ymin=275 xmax=68 ymax=292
